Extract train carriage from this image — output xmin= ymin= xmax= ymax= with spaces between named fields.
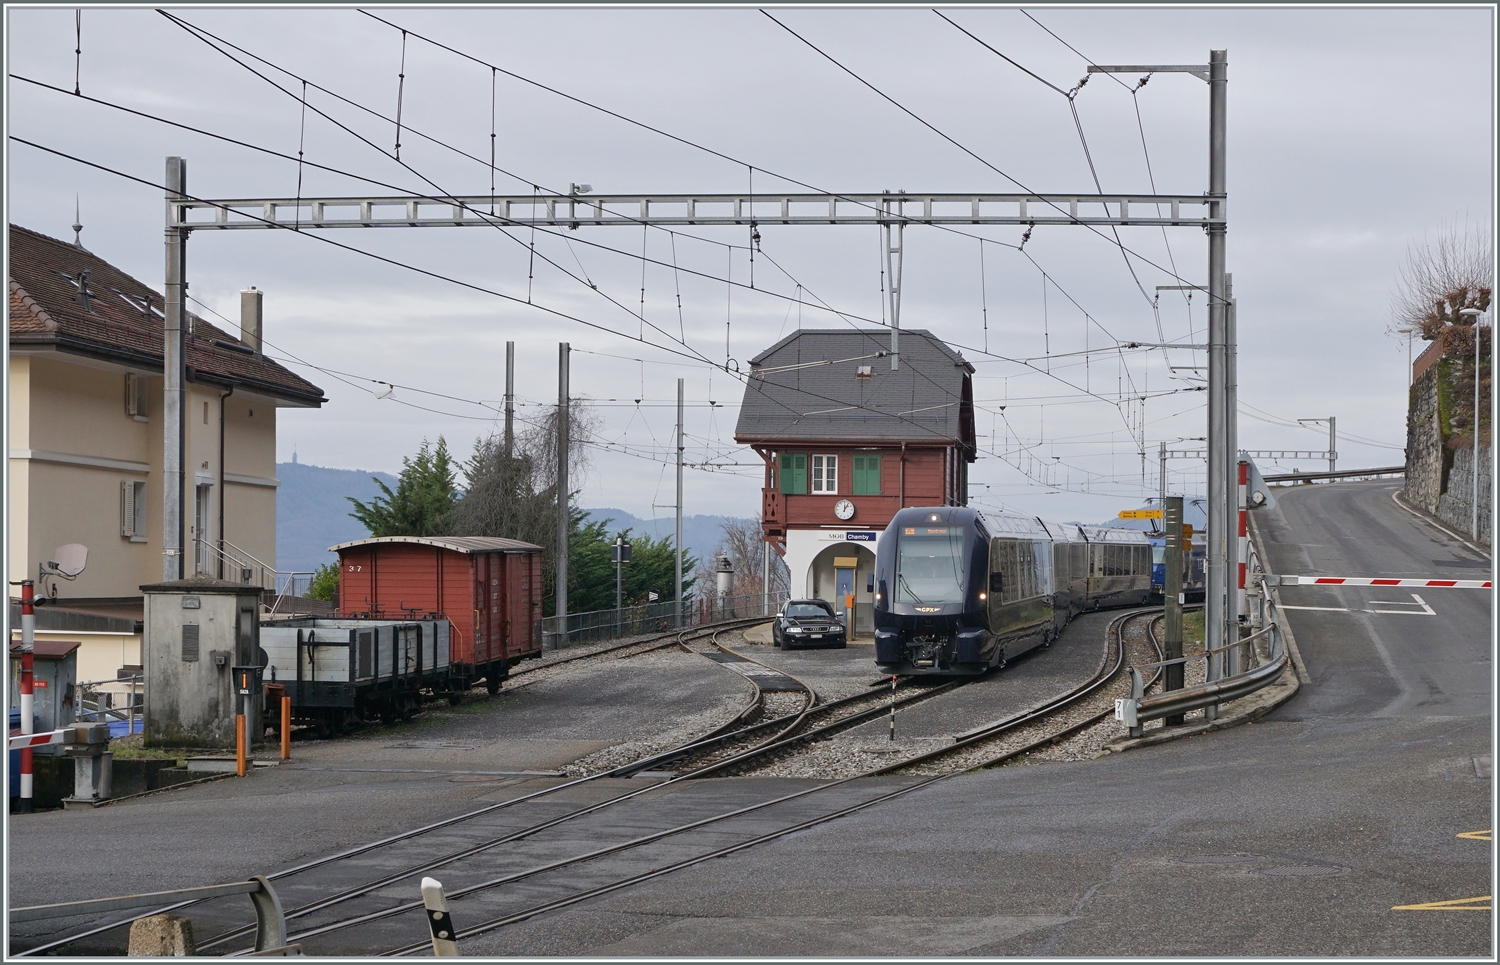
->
xmin=874 ymin=506 xmax=1153 ymax=676
xmin=260 ymin=618 xmax=453 ymax=735
xmin=331 ymin=536 xmax=544 ymax=694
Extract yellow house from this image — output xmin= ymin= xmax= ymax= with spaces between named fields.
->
xmin=8 ymin=224 xmax=324 ymax=695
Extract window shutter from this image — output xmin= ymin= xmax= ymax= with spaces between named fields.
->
xmin=121 ymin=480 xmax=136 ymax=536
xmin=134 ymin=482 xmax=146 ymax=538
xmin=852 ymin=455 xmax=881 ymax=495
xmin=780 ymin=453 xmax=807 ymax=495
xmin=125 ymin=373 xmax=146 ymax=418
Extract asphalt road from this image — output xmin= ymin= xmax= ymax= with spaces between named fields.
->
xmin=8 ymin=481 xmax=1490 ymax=957
xmin=1254 ymin=481 xmax=1491 ymax=719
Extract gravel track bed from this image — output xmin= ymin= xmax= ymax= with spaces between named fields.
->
xmin=560 ymin=696 xmax=752 ymax=777
xmin=505 ymin=635 xmax=692 ymax=689
xmin=911 ymin=611 xmax=1162 ymax=773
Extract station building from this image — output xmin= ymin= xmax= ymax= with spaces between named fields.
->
xmin=734 ymin=329 xmax=976 ymax=633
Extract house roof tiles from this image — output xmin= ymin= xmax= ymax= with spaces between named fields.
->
xmin=734 ymin=329 xmax=975 ymax=450
xmin=8 ymin=224 xmax=325 ymax=406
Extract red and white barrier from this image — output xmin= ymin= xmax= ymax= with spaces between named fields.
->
xmin=16 ymin=580 xmax=36 ymax=813
xmin=1285 ymin=576 xmax=1492 ymax=589
xmin=8 ymin=728 xmax=72 ymax=751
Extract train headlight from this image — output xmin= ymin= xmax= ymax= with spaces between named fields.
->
xmin=978 ymin=592 xmax=987 ymax=601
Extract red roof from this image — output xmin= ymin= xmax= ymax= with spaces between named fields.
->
xmin=9 ymin=640 xmax=81 ymax=659
xmin=8 ymin=224 xmax=325 ymax=406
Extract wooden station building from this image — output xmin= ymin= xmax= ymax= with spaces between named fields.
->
xmin=734 ymin=329 xmax=976 ymax=633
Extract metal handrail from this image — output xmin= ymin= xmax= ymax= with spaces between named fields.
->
xmin=9 ymin=876 xmax=287 ymax=953
xmin=1116 ymin=535 xmax=1292 ymax=736
xmin=191 ymin=538 xmax=313 ymax=614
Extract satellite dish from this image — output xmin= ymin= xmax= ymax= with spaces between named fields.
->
xmin=50 ymin=544 xmax=88 ymax=578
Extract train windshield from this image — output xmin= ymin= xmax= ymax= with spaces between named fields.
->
xmin=894 ymin=527 xmax=967 ymax=605
xmin=1152 ymin=546 xmax=1165 ymax=565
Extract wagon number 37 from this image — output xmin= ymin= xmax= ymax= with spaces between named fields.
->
xmin=347 ymin=565 xmax=362 ymax=571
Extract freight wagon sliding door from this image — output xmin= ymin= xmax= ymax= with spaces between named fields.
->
xmin=475 ymin=552 xmax=506 ymax=665
xmin=441 ymin=549 xmax=478 ymax=669
xmin=340 ymin=548 xmax=375 ymax=613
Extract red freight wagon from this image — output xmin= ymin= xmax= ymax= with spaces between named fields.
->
xmin=330 ymin=536 xmax=544 ymax=693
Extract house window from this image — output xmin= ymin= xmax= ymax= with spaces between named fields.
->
xmin=120 ymin=480 xmax=146 ymax=541
xmin=852 ymin=455 xmax=882 ymax=495
xmin=779 ymin=453 xmax=807 ymax=495
xmin=811 ymin=454 xmax=837 ymax=494
xmin=124 ymin=373 xmax=148 ymax=420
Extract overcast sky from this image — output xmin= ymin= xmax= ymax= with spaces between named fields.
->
xmin=6 ymin=5 xmax=1494 ymax=526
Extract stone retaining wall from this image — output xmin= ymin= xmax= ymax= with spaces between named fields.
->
xmin=1437 ymin=444 xmax=1492 ymax=543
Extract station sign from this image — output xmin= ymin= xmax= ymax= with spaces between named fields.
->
xmin=1118 ymin=509 xmax=1163 ymax=520
xmin=845 ymin=532 xmax=878 ymax=542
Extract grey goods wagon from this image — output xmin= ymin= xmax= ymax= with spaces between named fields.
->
xmin=259 ymin=618 xmax=453 ymax=736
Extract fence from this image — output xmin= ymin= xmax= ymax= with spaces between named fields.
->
xmin=74 ymin=674 xmax=143 ymax=738
xmin=1115 ymin=530 xmax=1291 ymax=735
xmin=538 ymin=593 xmax=783 ymax=650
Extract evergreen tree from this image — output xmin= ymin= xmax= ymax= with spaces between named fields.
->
xmin=346 ymin=437 xmax=459 ymax=537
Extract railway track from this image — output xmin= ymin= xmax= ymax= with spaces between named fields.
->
xmin=22 ymin=614 xmax=1160 ymax=957
xmin=12 ymin=618 xmax=771 ymax=957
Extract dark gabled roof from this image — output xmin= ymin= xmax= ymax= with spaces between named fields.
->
xmin=8 ymin=224 xmax=325 ymax=406
xmin=734 ymin=329 xmax=975 ymax=450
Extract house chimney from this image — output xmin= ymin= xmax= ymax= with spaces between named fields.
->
xmin=240 ymin=287 xmax=263 ymax=357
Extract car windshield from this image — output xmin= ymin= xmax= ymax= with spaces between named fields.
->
xmin=894 ymin=527 xmax=967 ymax=605
xmin=786 ymin=603 xmax=832 ymax=619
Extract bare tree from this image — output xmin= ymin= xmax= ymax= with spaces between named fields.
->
xmin=712 ymin=517 xmax=790 ymax=603
xmin=1391 ymin=219 xmax=1492 ymax=340
xmin=1390 ymin=220 xmax=1492 ymax=444
xmin=444 ymin=398 xmax=600 ymax=613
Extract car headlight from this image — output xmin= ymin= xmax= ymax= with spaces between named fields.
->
xmin=787 ymin=627 xmax=804 ymax=633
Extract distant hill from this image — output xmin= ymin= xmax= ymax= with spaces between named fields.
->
xmin=275 ymin=463 xmax=750 ymax=576
xmin=275 ymin=461 xmax=396 ymax=573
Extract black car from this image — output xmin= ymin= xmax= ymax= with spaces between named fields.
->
xmin=772 ymin=599 xmax=847 ymax=649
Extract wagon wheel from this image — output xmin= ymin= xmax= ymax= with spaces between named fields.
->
xmin=486 ymin=672 xmax=502 ymax=696
xmin=447 ymin=692 xmax=464 ymax=707
xmin=400 ymin=694 xmax=418 ymax=720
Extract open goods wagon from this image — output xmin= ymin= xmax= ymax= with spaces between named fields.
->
xmin=330 ymin=536 xmax=544 ymax=694
xmin=259 ymin=618 xmax=453 ymax=736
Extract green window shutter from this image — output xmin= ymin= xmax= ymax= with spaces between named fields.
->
xmin=851 ymin=455 xmax=878 ymax=495
xmin=780 ymin=453 xmax=807 ymax=494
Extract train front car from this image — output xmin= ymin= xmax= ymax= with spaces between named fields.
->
xmin=874 ymin=507 xmax=992 ymax=675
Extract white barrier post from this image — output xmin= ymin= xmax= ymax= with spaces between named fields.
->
xmin=420 ymin=877 xmax=460 ymax=956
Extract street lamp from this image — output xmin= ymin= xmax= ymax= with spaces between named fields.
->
xmin=1459 ymin=307 xmax=1487 ymax=540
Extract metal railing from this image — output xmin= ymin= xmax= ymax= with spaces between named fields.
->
xmin=538 ymin=593 xmax=782 ymax=650
xmin=74 ymin=675 xmax=143 ymax=737
xmin=1116 ymin=534 xmax=1291 ymax=735
xmin=191 ymin=537 xmax=314 ymax=614
xmin=10 ymin=876 xmax=292 ymax=954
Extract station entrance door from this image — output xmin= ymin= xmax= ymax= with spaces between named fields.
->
xmin=833 ymin=556 xmax=858 ymax=628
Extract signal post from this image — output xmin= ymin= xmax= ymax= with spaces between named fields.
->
xmin=1162 ymin=497 xmax=1186 ymax=726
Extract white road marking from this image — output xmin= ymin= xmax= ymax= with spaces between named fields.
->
xmin=1370 ymin=593 xmax=1435 ymax=615
xmin=1278 ymin=593 xmax=1434 ymax=616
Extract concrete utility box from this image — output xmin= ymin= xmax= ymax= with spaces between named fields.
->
xmin=141 ymin=577 xmax=263 ymax=748
xmin=8 ymin=640 xmax=79 ymax=738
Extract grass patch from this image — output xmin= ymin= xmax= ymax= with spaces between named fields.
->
xmin=107 ymin=735 xmax=187 ymax=762
xmin=1183 ymin=610 xmax=1205 ymax=647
